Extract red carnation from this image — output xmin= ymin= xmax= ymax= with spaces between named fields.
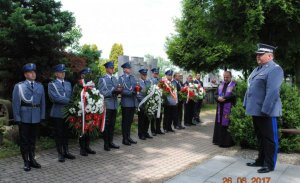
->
xmin=188 ymin=91 xmax=195 ymax=97
xmin=69 ymin=116 xmax=76 ymax=123
xmin=86 ymin=114 xmax=92 ymax=121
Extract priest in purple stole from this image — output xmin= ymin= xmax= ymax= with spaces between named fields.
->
xmin=213 ymin=71 xmax=236 ymax=147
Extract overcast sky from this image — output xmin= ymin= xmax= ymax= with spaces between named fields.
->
xmin=60 ymin=0 xmax=182 ymax=60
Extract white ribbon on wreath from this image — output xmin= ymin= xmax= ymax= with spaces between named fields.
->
xmin=138 ymin=85 xmax=162 ymax=118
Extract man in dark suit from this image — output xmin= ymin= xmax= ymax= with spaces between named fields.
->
xmin=193 ymin=73 xmax=204 ymax=123
xmin=184 ymin=75 xmax=195 ymax=126
xmin=173 ymin=72 xmax=185 ymax=129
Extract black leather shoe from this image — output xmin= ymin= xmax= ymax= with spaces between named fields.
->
xmin=246 ymin=162 xmax=263 ymax=167
xmin=23 ymin=161 xmax=31 ymax=172
xmin=80 ymin=148 xmax=88 ymax=156
xmin=139 ymin=136 xmax=146 ymax=140
xmin=128 ymin=137 xmax=137 ymax=144
xmin=122 ymin=139 xmax=131 ymax=145
xmin=168 ymin=129 xmax=175 ymax=133
xmin=85 ymin=147 xmax=96 ymax=154
xmin=64 ymin=153 xmax=75 ymax=160
xmin=63 ymin=145 xmax=76 ymax=159
xmin=257 ymin=167 xmax=274 ymax=173
xmin=30 ymin=159 xmax=41 ymax=168
xmin=179 ymin=126 xmax=185 ymax=129
xmin=58 ymin=153 xmax=65 ymax=162
xmin=109 ymin=143 xmax=120 ymax=149
xmin=164 ymin=130 xmax=168 ymax=133
xmin=145 ymin=134 xmax=153 ymax=139
xmin=156 ymin=131 xmax=165 ymax=135
xmin=104 ymin=145 xmax=111 ymax=151
xmin=151 ymin=132 xmax=157 ymax=136
xmin=184 ymin=123 xmax=191 ymax=126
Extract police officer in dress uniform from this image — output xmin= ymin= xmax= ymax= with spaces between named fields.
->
xmin=193 ymin=74 xmax=204 ymax=124
xmin=244 ymin=43 xmax=284 ymax=173
xmin=48 ymin=64 xmax=75 ymax=162
xmin=12 ymin=63 xmax=45 ymax=171
xmin=119 ymin=62 xmax=138 ymax=145
xmin=184 ymin=75 xmax=196 ymax=126
xmin=98 ymin=61 xmax=122 ymax=151
xmin=173 ymin=72 xmax=185 ymax=130
xmin=77 ymin=68 xmax=96 ymax=156
xmin=163 ymin=70 xmax=177 ymax=133
xmin=149 ymin=68 xmax=164 ymax=135
xmin=137 ymin=69 xmax=153 ymax=140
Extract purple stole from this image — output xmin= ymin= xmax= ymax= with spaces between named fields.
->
xmin=217 ymin=81 xmax=236 ymax=126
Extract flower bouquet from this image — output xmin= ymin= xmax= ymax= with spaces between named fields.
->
xmin=179 ymin=83 xmax=206 ymax=103
xmin=157 ymin=79 xmax=177 ymax=99
xmin=65 ymin=79 xmax=105 ymax=137
xmin=138 ymin=85 xmax=163 ymax=120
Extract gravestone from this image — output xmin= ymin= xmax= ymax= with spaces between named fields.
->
xmin=118 ymin=55 xmax=158 ymax=80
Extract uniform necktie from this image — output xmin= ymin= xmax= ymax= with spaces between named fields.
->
xmin=31 ymin=82 xmax=34 ymax=89
xmin=62 ymin=81 xmax=64 ymax=87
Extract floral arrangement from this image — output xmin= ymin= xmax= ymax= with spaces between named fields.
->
xmin=179 ymin=83 xmax=206 ymax=102
xmin=157 ymin=79 xmax=177 ymax=99
xmin=142 ymin=85 xmax=163 ymax=120
xmin=65 ymin=79 xmax=105 ymax=137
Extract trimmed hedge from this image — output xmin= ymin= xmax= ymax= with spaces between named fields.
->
xmin=229 ymin=81 xmax=300 ymax=153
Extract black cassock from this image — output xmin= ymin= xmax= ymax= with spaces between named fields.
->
xmin=212 ymin=82 xmax=236 ymax=147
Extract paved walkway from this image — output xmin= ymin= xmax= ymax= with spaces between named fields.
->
xmin=0 ymin=110 xmax=299 ymax=183
xmin=167 ymin=155 xmax=300 ymax=183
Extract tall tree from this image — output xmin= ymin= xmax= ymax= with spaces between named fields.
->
xmin=109 ymin=43 xmax=124 ymax=71
xmin=0 ymin=0 xmax=76 ymax=97
xmin=166 ymin=0 xmax=300 ymax=86
xmin=78 ymin=44 xmax=102 ymax=75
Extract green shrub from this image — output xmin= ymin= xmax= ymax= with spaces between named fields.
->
xmin=229 ymin=81 xmax=300 ymax=153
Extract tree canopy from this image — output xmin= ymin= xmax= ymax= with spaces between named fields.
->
xmin=166 ymin=0 xmax=300 ymax=82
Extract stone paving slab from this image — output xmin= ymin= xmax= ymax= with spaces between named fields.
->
xmin=166 ymin=155 xmax=300 ymax=183
xmin=0 ymin=113 xmax=224 ymax=183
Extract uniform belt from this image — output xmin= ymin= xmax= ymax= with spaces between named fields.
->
xmin=21 ymin=102 xmax=40 ymax=108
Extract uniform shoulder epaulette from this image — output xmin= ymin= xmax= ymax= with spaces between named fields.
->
xmin=17 ymin=81 xmax=25 ymax=85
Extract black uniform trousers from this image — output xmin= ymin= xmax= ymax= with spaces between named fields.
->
xmin=193 ymin=100 xmax=203 ymax=122
xmin=163 ymin=105 xmax=178 ymax=131
xmin=19 ymin=123 xmax=39 ymax=155
xmin=138 ymin=108 xmax=150 ymax=137
xmin=253 ymin=116 xmax=278 ymax=169
xmin=177 ymin=101 xmax=183 ymax=126
xmin=184 ymin=101 xmax=195 ymax=125
xmin=152 ymin=112 xmax=162 ymax=133
xmin=121 ymin=107 xmax=135 ymax=139
xmin=52 ymin=118 xmax=69 ymax=147
xmin=103 ymin=109 xmax=117 ymax=146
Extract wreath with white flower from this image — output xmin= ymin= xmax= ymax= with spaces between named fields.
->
xmin=65 ymin=79 xmax=105 ymax=137
xmin=179 ymin=83 xmax=206 ymax=102
xmin=138 ymin=85 xmax=163 ymax=120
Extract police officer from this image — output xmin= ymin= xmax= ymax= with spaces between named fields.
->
xmin=119 ymin=62 xmax=138 ymax=145
xmin=193 ymin=74 xmax=204 ymax=124
xmin=244 ymin=43 xmax=283 ymax=173
xmin=149 ymin=68 xmax=164 ymax=135
xmin=77 ymin=68 xmax=96 ymax=156
xmin=98 ymin=61 xmax=122 ymax=151
xmin=137 ymin=69 xmax=152 ymax=140
xmin=173 ymin=72 xmax=185 ymax=129
xmin=12 ymin=63 xmax=45 ymax=171
xmin=163 ymin=70 xmax=177 ymax=133
xmin=48 ymin=64 xmax=75 ymax=162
